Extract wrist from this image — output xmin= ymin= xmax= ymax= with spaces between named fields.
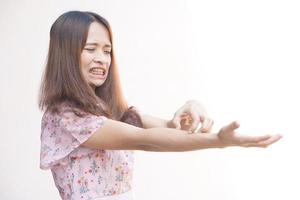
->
xmin=199 ymin=133 xmax=226 ymax=149
xmin=167 ymin=120 xmax=176 ymax=128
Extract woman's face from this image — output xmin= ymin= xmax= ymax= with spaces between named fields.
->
xmin=81 ymin=22 xmax=112 ymax=90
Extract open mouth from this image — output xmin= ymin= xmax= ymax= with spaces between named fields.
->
xmin=89 ymin=67 xmax=106 ymax=78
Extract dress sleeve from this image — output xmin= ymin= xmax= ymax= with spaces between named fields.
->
xmin=40 ymin=109 xmax=107 ymax=170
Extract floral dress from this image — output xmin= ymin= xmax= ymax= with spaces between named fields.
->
xmin=40 ymin=103 xmax=134 ymax=200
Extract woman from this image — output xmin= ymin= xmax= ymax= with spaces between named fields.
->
xmin=39 ymin=11 xmax=281 ymax=200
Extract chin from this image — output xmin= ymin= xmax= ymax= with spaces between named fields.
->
xmin=92 ymin=80 xmax=106 ymax=87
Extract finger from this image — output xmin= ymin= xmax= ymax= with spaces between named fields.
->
xmin=208 ymin=119 xmax=214 ymax=132
xmin=172 ymin=113 xmax=190 ymax=129
xmin=200 ymin=116 xmax=205 ymax=123
xmin=188 ymin=112 xmax=201 ymax=133
xmin=171 ymin=115 xmax=182 ymax=129
xmin=200 ymin=118 xmax=214 ymax=133
xmin=238 ymin=134 xmax=272 ymax=144
xmin=243 ymin=134 xmax=282 ymax=148
xmin=200 ymin=118 xmax=209 ymax=132
xmin=221 ymin=121 xmax=240 ymax=133
xmin=256 ymin=134 xmax=282 ymax=147
xmin=172 ymin=107 xmax=188 ymax=128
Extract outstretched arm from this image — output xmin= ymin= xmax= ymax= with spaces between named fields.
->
xmin=82 ymin=119 xmax=282 ymax=151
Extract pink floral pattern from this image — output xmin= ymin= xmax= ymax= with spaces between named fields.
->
xmin=40 ymin=103 xmax=134 ymax=200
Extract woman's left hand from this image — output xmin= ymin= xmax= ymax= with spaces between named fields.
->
xmin=170 ymin=100 xmax=214 ymax=133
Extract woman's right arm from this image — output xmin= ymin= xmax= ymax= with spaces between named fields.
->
xmin=82 ymin=119 xmax=282 ymax=151
xmin=82 ymin=119 xmax=222 ymax=151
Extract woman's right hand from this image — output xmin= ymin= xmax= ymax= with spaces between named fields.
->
xmin=217 ymin=121 xmax=282 ymax=148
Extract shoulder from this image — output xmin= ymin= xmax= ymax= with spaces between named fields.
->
xmin=41 ymin=102 xmax=107 ymax=133
xmin=42 ymin=102 xmax=104 ymax=129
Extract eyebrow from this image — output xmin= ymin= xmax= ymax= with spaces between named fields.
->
xmin=85 ymin=42 xmax=112 ymax=48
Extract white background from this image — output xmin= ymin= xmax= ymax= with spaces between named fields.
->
xmin=0 ymin=0 xmax=299 ymax=199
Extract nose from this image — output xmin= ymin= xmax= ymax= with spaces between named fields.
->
xmin=93 ymin=51 xmax=107 ymax=64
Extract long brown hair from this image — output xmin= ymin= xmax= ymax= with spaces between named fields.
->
xmin=39 ymin=11 xmax=142 ymax=127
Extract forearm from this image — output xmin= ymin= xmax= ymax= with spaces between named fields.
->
xmin=141 ymin=114 xmax=174 ymax=129
xmin=136 ymin=128 xmax=224 ymax=152
xmin=84 ymin=119 xmax=223 ymax=151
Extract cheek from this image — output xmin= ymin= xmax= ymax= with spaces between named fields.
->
xmin=80 ymin=54 xmax=89 ymax=68
xmin=107 ymin=56 xmax=112 ymax=67
xmin=80 ymin=55 xmax=91 ymax=79
xmin=80 ymin=53 xmax=93 ymax=68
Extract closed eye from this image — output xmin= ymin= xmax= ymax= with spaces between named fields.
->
xmin=85 ymin=48 xmax=95 ymax=52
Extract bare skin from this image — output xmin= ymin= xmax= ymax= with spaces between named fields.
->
xmin=80 ymin=21 xmax=282 ymax=152
xmin=82 ymin=119 xmax=282 ymax=151
xmin=170 ymin=100 xmax=213 ymax=133
xmin=139 ymin=100 xmax=214 ymax=133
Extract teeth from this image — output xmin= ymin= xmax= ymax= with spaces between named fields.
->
xmin=90 ymin=68 xmax=105 ymax=75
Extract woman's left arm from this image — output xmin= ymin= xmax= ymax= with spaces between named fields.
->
xmin=141 ymin=114 xmax=175 ymax=129
xmin=140 ymin=100 xmax=214 ymax=132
